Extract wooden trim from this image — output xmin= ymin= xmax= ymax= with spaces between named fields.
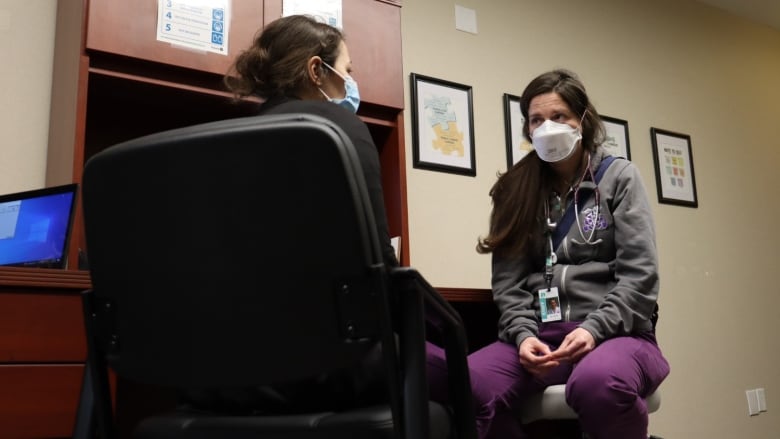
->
xmin=88 ymin=66 xmax=239 ymax=100
xmin=360 ymin=115 xmax=396 ymax=128
xmin=66 ymin=55 xmax=91 ymax=270
xmin=0 ymin=267 xmax=91 ymax=290
xmin=395 ymin=113 xmax=410 ymax=266
xmin=437 ymin=287 xmax=492 ymax=303
xmin=265 ymin=0 xmax=402 ymax=19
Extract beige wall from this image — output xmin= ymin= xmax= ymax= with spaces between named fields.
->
xmin=6 ymin=0 xmax=780 ymax=436
xmin=0 ymin=0 xmax=57 ymax=194
xmin=402 ymin=0 xmax=780 ymax=437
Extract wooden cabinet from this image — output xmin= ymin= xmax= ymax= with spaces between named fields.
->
xmin=84 ymin=0 xmax=403 ymax=110
xmin=16 ymin=1 xmax=411 ymax=436
xmin=0 ymin=267 xmax=91 ymax=438
xmin=47 ymin=0 xmax=408 ymax=269
xmin=32 ymin=4 xmax=506 ymax=436
xmin=85 ymin=1 xmax=264 ymax=77
xmin=0 ymin=272 xmax=490 ymax=438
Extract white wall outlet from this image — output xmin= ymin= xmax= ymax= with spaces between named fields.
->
xmin=747 ymin=389 xmax=760 ymax=416
xmin=455 ymin=5 xmax=478 ymax=34
xmin=756 ymin=388 xmax=767 ymax=412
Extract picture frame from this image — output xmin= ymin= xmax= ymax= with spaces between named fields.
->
xmin=410 ymin=73 xmax=476 ymax=176
xmin=650 ymin=127 xmax=698 ymax=208
xmin=503 ymin=93 xmax=532 ymax=169
xmin=600 ymin=115 xmax=631 ymax=160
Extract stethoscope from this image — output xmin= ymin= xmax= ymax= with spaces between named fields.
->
xmin=545 ymin=153 xmax=603 ymax=258
xmin=543 ymin=166 xmax=603 ymax=285
xmin=572 ymin=178 xmax=603 ymax=246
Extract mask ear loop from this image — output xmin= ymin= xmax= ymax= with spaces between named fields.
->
xmin=322 ymin=62 xmax=348 ymax=81
xmin=312 ymin=57 xmax=331 ymax=100
xmin=319 ymin=61 xmax=350 ymax=100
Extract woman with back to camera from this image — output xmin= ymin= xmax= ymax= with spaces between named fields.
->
xmin=225 ymin=14 xmax=398 ymax=269
xmin=427 ymin=69 xmax=670 ymax=438
xmin=182 ymin=14 xmax=397 ymax=415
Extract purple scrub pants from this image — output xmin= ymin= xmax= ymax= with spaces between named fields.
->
xmin=427 ymin=322 xmax=670 ymax=439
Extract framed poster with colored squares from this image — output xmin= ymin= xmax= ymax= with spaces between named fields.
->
xmin=650 ymin=127 xmax=698 ymax=208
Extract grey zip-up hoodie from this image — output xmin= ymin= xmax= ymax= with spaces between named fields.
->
xmin=491 ymin=149 xmax=659 ymax=346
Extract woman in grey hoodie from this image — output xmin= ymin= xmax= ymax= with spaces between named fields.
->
xmin=428 ymin=69 xmax=669 ymax=439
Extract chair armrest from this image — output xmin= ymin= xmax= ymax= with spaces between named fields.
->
xmin=390 ymin=267 xmax=477 ymax=439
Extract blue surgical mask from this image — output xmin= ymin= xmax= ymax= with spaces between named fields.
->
xmin=319 ymin=62 xmax=360 ymax=113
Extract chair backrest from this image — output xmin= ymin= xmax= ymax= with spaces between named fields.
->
xmin=81 ymin=113 xmax=393 ymax=390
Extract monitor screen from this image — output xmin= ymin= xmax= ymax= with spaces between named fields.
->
xmin=0 ymin=183 xmax=78 ymax=269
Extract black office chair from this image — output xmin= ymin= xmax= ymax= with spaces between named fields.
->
xmin=77 ymin=113 xmax=476 ymax=439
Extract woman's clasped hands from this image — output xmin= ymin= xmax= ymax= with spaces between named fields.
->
xmin=518 ymin=328 xmax=596 ymax=377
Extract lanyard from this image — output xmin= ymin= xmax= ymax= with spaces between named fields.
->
xmin=543 ymin=203 xmax=557 ymax=289
xmin=544 ymin=234 xmax=555 ymax=289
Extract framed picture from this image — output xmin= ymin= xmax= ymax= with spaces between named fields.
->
xmin=503 ymin=93 xmax=532 ymax=169
xmin=600 ymin=115 xmax=631 ymax=160
xmin=650 ymin=127 xmax=698 ymax=208
xmin=410 ymin=73 xmax=476 ymax=176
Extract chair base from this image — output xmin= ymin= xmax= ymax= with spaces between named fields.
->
xmin=525 ymin=419 xmax=583 ymax=439
xmin=133 ymin=402 xmax=453 ymax=439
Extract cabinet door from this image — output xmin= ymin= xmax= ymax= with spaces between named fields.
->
xmin=264 ymin=0 xmax=403 ymax=109
xmin=86 ymin=0 xmax=402 ymax=110
xmin=345 ymin=0 xmax=403 ymax=109
xmin=86 ymin=0 xmax=264 ymax=75
xmin=0 ymin=292 xmax=85 ymax=362
xmin=0 ymin=364 xmax=84 ymax=438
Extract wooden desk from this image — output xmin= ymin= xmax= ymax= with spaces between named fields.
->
xmin=0 ymin=266 xmax=493 ymax=437
xmin=0 ymin=267 xmax=91 ymax=438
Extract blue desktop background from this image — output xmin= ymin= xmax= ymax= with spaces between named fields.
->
xmin=0 ymin=192 xmax=75 ymax=267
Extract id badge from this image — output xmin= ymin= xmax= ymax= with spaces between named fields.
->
xmin=539 ymin=287 xmax=562 ymax=322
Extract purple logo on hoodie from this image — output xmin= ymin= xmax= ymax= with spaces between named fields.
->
xmin=581 ymin=207 xmax=607 ymax=232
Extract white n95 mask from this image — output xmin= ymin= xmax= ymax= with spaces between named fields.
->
xmin=531 ymin=120 xmax=581 ymax=163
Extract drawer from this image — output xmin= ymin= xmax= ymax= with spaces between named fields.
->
xmin=0 ymin=364 xmax=84 ymax=438
xmin=0 ymin=292 xmax=86 ymax=362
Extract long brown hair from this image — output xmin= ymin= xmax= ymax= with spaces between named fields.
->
xmin=224 ymin=15 xmax=343 ymax=100
xmin=477 ymin=69 xmax=605 ymax=258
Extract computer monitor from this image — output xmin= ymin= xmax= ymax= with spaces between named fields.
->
xmin=0 ymin=183 xmax=78 ymax=269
